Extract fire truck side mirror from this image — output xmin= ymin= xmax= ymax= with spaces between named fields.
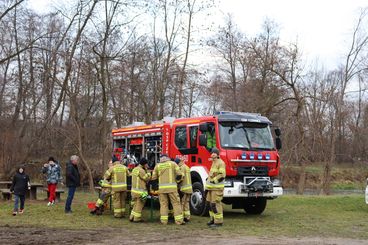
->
xmin=199 ymin=123 xmax=208 ymax=132
xmin=275 ymin=137 xmax=282 ymax=150
xmin=274 ymin=128 xmax=281 ymax=136
xmin=199 ymin=134 xmax=207 ymax=146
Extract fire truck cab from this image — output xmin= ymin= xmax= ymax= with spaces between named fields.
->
xmin=112 ymin=111 xmax=283 ymax=215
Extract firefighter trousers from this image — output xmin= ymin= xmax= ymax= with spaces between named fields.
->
xmin=181 ymin=193 xmax=191 ymax=220
xmin=159 ymin=192 xmax=183 ymax=224
xmin=112 ymin=191 xmax=127 ymax=218
xmin=96 ymin=188 xmax=111 ymax=208
xmin=129 ymin=195 xmax=146 ymax=221
xmin=206 ymin=190 xmax=224 ymax=224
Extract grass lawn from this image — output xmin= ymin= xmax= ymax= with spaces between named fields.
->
xmin=0 ymin=191 xmax=368 ymax=239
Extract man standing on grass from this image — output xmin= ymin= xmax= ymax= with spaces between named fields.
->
xmin=104 ymin=155 xmax=128 ymax=218
xmin=206 ymin=147 xmax=226 ymax=228
xmin=65 ymin=155 xmax=80 ymax=214
xmin=151 ymin=154 xmax=184 ymax=225
xmin=175 ymin=156 xmax=193 ymax=222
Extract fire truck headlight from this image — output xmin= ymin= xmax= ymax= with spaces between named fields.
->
xmin=272 ymin=179 xmax=281 ymax=187
xmin=224 ymin=180 xmax=233 ymax=187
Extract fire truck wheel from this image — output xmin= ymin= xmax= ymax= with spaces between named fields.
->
xmin=190 ymin=182 xmax=209 ymax=216
xmin=243 ymin=197 xmax=267 ymax=215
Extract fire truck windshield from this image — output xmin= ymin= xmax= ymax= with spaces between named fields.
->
xmin=219 ymin=122 xmax=274 ymax=150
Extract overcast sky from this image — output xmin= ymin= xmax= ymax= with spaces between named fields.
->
xmin=28 ymin=0 xmax=368 ymax=70
xmin=216 ymin=0 xmax=368 ymax=70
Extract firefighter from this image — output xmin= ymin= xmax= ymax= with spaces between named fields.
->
xmin=129 ymin=157 xmax=151 ymax=222
xmin=90 ymin=161 xmax=113 ymax=215
xmin=175 ymin=157 xmax=193 ymax=222
xmin=104 ymin=155 xmax=128 ymax=218
xmin=206 ymin=147 xmax=226 ymax=227
xmin=206 ymin=123 xmax=217 ymax=150
xmin=152 ymin=154 xmax=184 ymax=225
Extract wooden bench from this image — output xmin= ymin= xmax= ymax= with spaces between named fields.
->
xmin=44 ymin=188 xmax=65 ymax=202
xmin=0 ymin=188 xmax=12 ymax=200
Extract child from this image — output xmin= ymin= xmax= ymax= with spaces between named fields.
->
xmin=42 ymin=157 xmax=63 ymax=206
xmin=10 ymin=166 xmax=31 ymax=216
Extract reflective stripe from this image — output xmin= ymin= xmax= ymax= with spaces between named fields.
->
xmin=161 ymin=215 xmax=168 ymax=220
xmin=184 ymin=211 xmax=190 ymax=216
xmin=214 ymin=213 xmax=223 ymax=219
xmin=209 ymin=211 xmax=214 ymax=217
xmin=96 ymin=199 xmax=104 ymax=206
xmin=185 ymin=168 xmax=191 ymax=184
xmin=158 ymin=163 xmax=171 ymax=171
xmin=131 ymin=211 xmax=141 ymax=218
xmin=112 ymin=182 xmax=127 ymax=188
xmin=206 ymin=182 xmax=224 ymax=189
xmin=114 ymin=166 xmax=127 ymax=172
xmin=181 ymin=184 xmax=192 ymax=191
xmin=114 ymin=208 xmax=123 ymax=212
xmin=112 ymin=184 xmax=127 ymax=188
xmin=169 ymin=167 xmax=173 ymax=184
xmin=131 ymin=187 xmax=146 ymax=193
xmin=114 ymin=173 xmax=117 ymax=184
xmin=159 ymin=184 xmax=177 ymax=189
xmin=143 ymin=173 xmax=151 ymax=180
xmin=174 ymin=214 xmax=183 ymax=221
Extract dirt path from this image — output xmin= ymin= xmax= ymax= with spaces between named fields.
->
xmin=96 ymin=232 xmax=368 ymax=245
xmin=1 ymin=226 xmax=366 ymax=245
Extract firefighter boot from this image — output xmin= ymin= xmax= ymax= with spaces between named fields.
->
xmin=209 ymin=223 xmax=223 ymax=228
xmin=207 ymin=220 xmax=214 ymax=226
xmin=96 ymin=206 xmax=103 ymax=215
xmin=90 ymin=206 xmax=98 ymax=215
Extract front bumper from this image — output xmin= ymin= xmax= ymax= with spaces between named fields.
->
xmin=223 ymin=179 xmax=283 ymax=198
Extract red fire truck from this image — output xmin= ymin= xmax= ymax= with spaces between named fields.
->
xmin=112 ymin=111 xmax=283 ymax=215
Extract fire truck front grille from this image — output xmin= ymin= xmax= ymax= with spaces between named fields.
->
xmin=237 ymin=166 xmax=268 ymax=176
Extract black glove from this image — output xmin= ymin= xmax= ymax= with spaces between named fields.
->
xmin=176 ymin=175 xmax=183 ymax=181
xmin=150 ymin=179 xmax=158 ymax=191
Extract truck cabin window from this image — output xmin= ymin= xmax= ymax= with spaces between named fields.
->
xmin=175 ymin=126 xmax=188 ymax=149
xmin=219 ymin=122 xmax=274 ymax=150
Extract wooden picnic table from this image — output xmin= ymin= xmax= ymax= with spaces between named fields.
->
xmin=0 ymin=181 xmax=43 ymax=200
xmin=26 ymin=183 xmax=43 ymax=200
xmin=0 ymin=181 xmax=12 ymax=188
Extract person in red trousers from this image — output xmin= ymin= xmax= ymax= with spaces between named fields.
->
xmin=42 ymin=157 xmax=63 ymax=206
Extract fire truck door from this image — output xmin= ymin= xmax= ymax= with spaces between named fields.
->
xmin=197 ymin=122 xmax=215 ymax=166
xmin=188 ymin=126 xmax=199 ymax=166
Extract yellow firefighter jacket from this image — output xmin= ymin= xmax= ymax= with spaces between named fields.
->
xmin=206 ymin=157 xmax=226 ymax=191
xmin=131 ymin=165 xmax=151 ymax=197
xmin=178 ymin=161 xmax=193 ymax=194
xmin=104 ymin=161 xmax=128 ymax=192
xmin=152 ymin=160 xmax=183 ymax=194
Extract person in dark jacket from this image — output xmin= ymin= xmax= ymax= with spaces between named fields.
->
xmin=42 ymin=156 xmax=63 ymax=206
xmin=64 ymin=155 xmax=80 ymax=214
xmin=10 ymin=166 xmax=31 ymax=216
